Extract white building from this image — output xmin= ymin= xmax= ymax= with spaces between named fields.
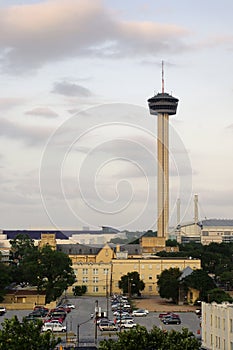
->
xmin=202 ymin=301 xmax=233 ymax=350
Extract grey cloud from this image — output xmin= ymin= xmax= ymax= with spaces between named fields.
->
xmin=25 ymin=107 xmax=59 ymax=118
xmin=0 ymin=118 xmax=53 ymax=145
xmin=52 ymin=81 xmax=92 ymax=97
xmin=0 ymin=0 xmax=189 ymax=74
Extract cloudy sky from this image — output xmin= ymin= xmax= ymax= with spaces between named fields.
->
xmin=0 ymin=0 xmax=232 ymax=231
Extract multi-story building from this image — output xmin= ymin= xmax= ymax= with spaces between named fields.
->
xmin=202 ymin=301 xmax=233 ymax=350
xmin=57 ymin=241 xmax=201 ymax=297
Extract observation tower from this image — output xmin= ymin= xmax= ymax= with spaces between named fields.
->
xmin=147 ymin=62 xmax=179 ymax=240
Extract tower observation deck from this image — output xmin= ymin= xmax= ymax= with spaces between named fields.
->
xmin=147 ymin=65 xmax=179 ymax=240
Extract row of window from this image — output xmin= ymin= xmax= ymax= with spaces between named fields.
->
xmin=202 ymin=231 xmax=233 ymax=236
xmin=79 ymin=268 xmax=109 ymax=275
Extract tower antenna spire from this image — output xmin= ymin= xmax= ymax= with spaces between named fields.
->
xmin=162 ymin=60 xmax=164 ymax=93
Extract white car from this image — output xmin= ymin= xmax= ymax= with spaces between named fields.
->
xmin=62 ymin=303 xmax=75 ymax=309
xmin=42 ymin=322 xmax=67 ymax=332
xmin=0 ymin=306 xmax=6 ymax=315
xmin=119 ymin=319 xmax=137 ymax=329
xmin=132 ymin=309 xmax=149 ymax=317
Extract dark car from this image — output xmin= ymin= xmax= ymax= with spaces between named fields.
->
xmin=162 ymin=316 xmax=181 ymax=325
xmin=159 ymin=312 xmax=179 ymax=319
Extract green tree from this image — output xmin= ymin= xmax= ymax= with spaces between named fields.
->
xmin=166 ymin=239 xmax=178 ymax=247
xmin=183 ymin=269 xmax=216 ymax=301
xmin=207 ymin=288 xmax=233 ymax=303
xmin=0 ymin=261 xmax=12 ymax=302
xmin=73 ymin=285 xmax=87 ymax=296
xmin=0 ymin=316 xmax=60 ymax=350
xmin=9 ymin=237 xmax=76 ymax=303
xmin=98 ymin=325 xmax=200 ymax=350
xmin=35 ymin=245 xmax=76 ymax=303
xmin=9 ymin=234 xmax=36 ymax=265
xmin=157 ymin=268 xmax=181 ymax=304
xmin=218 ymin=271 xmax=233 ymax=289
xmin=118 ymin=271 xmax=145 ymax=297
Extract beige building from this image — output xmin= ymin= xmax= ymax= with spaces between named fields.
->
xmin=202 ymin=301 xmax=233 ymax=350
xmin=58 ymin=241 xmax=201 ymax=297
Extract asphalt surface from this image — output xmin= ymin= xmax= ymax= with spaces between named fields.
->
xmin=0 ymin=296 xmax=202 ymax=347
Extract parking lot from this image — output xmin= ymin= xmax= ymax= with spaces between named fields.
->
xmin=0 ymin=296 xmax=202 ymax=346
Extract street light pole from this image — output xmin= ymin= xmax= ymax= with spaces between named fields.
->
xmin=128 ymin=277 xmax=132 ymax=298
xmin=77 ymin=323 xmax=80 ymax=347
xmin=106 ymin=271 xmax=109 ymax=319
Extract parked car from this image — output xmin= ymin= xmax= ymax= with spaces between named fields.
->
xmin=27 ymin=311 xmax=44 ymax=319
xmin=196 ymin=309 xmax=202 ymax=316
xmin=116 ymin=316 xmax=134 ymax=324
xmin=113 ymin=310 xmax=130 ymax=317
xmin=42 ymin=322 xmax=67 ymax=332
xmin=159 ymin=312 xmax=179 ymax=319
xmin=62 ymin=302 xmax=75 ymax=309
xmin=48 ymin=310 xmax=66 ymax=321
xmin=132 ymin=309 xmax=149 ymax=317
xmin=98 ymin=320 xmax=118 ymax=331
xmin=119 ymin=320 xmax=137 ymax=329
xmin=55 ymin=306 xmax=71 ymax=313
xmin=96 ymin=317 xmax=109 ymax=325
xmin=44 ymin=318 xmax=63 ymax=325
xmin=162 ymin=316 xmax=181 ymax=325
xmin=0 ymin=306 xmax=6 ymax=316
xmin=24 ymin=315 xmax=41 ymax=323
xmin=33 ymin=305 xmax=49 ymax=313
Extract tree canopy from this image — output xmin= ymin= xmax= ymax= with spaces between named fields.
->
xmin=9 ymin=235 xmax=76 ymax=303
xmin=0 ymin=316 xmax=60 ymax=350
xmin=99 ymin=325 xmax=200 ymax=350
xmin=0 ymin=261 xmax=12 ymax=302
xmin=157 ymin=268 xmax=181 ymax=304
xmin=118 ymin=271 xmax=145 ymax=297
xmin=183 ymin=269 xmax=216 ymax=301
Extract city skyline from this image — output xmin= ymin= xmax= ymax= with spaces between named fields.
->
xmin=0 ymin=0 xmax=232 ymax=230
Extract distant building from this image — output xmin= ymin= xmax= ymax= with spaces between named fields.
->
xmin=176 ymin=219 xmax=233 ymax=245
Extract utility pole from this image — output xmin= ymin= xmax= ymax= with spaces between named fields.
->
xmin=94 ymin=299 xmax=98 ymax=345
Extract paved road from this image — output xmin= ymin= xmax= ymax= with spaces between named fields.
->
xmin=0 ymin=296 xmax=202 ymax=346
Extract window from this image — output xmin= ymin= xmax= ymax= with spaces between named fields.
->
xmin=93 ymin=286 xmax=98 ymax=292
xmin=93 ymin=277 xmax=98 ymax=283
xmin=82 ymin=277 xmax=88 ymax=283
xmin=82 ymin=268 xmax=88 ymax=275
xmin=149 ymin=275 xmax=152 ymax=280
xmin=141 ymin=264 xmax=144 ymax=269
xmin=149 ymin=264 xmax=152 ymax=269
xmin=103 ymin=268 xmax=109 ymax=275
xmin=202 ymin=231 xmax=209 ymax=236
xmin=93 ymin=268 xmax=98 ymax=275
xmin=149 ymin=286 xmax=152 ymax=291
xmin=231 ymin=319 xmax=233 ymax=333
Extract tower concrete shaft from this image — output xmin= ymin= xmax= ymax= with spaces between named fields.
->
xmin=157 ymin=113 xmax=169 ymax=237
xmin=148 ymin=90 xmax=179 ymax=240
